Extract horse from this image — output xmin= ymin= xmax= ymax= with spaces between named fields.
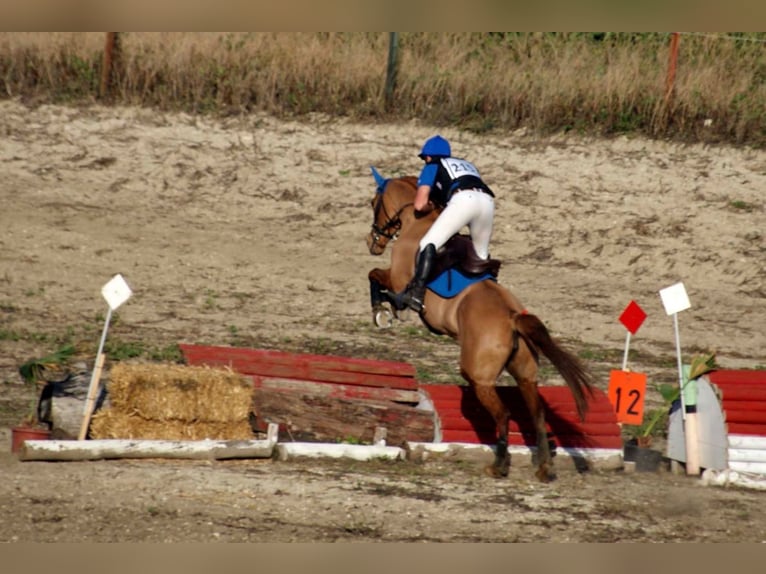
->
xmin=365 ymin=169 xmax=595 ymax=482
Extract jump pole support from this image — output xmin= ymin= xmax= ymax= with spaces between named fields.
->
xmin=78 ymin=307 xmax=112 ymax=440
xmin=78 ymin=274 xmax=132 ymax=441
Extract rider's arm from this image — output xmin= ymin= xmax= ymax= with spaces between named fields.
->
xmin=415 ymin=163 xmax=437 ymax=213
xmin=414 ymin=185 xmax=433 ymax=212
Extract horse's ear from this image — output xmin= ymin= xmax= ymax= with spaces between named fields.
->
xmin=370 ymin=166 xmax=388 ymax=194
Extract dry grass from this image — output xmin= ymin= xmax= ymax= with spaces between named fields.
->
xmin=0 ymin=32 xmax=763 ymax=144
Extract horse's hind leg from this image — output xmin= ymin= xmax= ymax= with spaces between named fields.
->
xmin=473 ymin=384 xmax=511 ymax=478
xmin=517 ymin=376 xmax=555 ymax=483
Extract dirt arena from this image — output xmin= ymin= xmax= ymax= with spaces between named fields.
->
xmin=0 ymin=99 xmax=764 ymax=542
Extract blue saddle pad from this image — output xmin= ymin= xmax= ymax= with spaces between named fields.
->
xmin=426 ymin=267 xmax=495 ymax=299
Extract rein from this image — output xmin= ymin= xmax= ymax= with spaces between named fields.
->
xmin=370 ymin=196 xmax=413 ymax=245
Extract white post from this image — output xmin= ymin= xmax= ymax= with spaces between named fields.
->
xmin=621 ymin=331 xmax=631 ymax=371
xmin=672 ymin=313 xmax=686 ymax=418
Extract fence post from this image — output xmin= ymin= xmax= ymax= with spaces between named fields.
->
xmin=664 ymin=32 xmax=680 ymax=107
xmin=100 ymin=32 xmax=120 ymax=100
xmin=385 ymin=32 xmax=399 ymax=110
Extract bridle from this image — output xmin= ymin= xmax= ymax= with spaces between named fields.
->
xmin=370 ymin=192 xmax=413 ymax=247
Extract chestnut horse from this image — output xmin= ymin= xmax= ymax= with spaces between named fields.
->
xmin=365 ymin=171 xmax=594 ymax=482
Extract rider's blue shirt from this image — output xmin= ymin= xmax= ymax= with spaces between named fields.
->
xmin=417 ymin=157 xmax=492 ymax=207
xmin=417 ymin=163 xmax=439 ymax=188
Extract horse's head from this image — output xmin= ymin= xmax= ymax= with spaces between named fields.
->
xmin=366 ymin=167 xmax=417 ymax=256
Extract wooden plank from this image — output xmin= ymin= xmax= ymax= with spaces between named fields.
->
xmin=715 ymin=386 xmax=766 ymax=401
xmin=436 ymin=415 xmax=620 ymax=437
xmin=251 ymin=387 xmax=435 ymax=445
xmin=198 ymin=357 xmax=418 ymax=389
xmin=275 ymin=442 xmax=406 ymax=462
xmin=179 ymin=343 xmax=416 ymax=377
xmin=708 ymin=370 xmax=766 ymax=385
xmin=728 ymin=461 xmax=766 ymax=474
xmin=721 ymin=409 xmax=766 ymax=425
xmin=729 ymin=434 xmax=766 ymax=449
xmin=422 ymin=386 xmax=618 ymax=413
xmin=251 ymin=377 xmax=420 ymax=403
xmin=434 ymin=407 xmax=620 ymax=425
xmin=722 ymin=400 xmax=766 ymax=412
xmin=439 ymin=429 xmax=624 ymax=449
xmin=18 ymin=438 xmax=276 ymax=461
xmin=728 ymin=448 xmax=766 ymax=463
xmin=726 ymin=423 xmax=766 ymax=436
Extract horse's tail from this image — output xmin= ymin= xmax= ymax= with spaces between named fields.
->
xmin=513 ymin=312 xmax=595 ymax=421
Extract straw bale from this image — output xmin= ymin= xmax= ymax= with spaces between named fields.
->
xmin=107 ymin=363 xmax=252 ymax=422
xmin=89 ymin=409 xmax=254 ymax=440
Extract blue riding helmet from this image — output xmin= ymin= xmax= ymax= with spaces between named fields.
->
xmin=418 ymin=135 xmax=451 ymax=159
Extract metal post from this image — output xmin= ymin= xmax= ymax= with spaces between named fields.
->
xmin=385 ymin=32 xmax=399 ymax=110
xmin=673 ymin=312 xmax=686 ymax=420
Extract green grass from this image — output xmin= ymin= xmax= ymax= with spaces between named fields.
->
xmin=729 ymin=199 xmax=756 ymax=212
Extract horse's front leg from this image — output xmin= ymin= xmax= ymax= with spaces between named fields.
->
xmin=369 ymin=268 xmax=395 ymax=328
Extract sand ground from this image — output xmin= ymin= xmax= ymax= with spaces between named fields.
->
xmin=0 ymin=100 xmax=764 ymax=542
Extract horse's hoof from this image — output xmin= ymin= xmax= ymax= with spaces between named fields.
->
xmin=484 ymin=464 xmax=508 ymax=479
xmin=373 ymin=308 xmax=393 ymax=329
xmin=535 ymin=466 xmax=556 ymax=483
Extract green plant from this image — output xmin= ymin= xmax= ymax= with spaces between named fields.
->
xmin=635 ymin=383 xmax=680 ymax=440
xmin=18 ymin=344 xmax=76 ymax=384
xmin=147 ymin=344 xmax=183 ymax=363
xmin=633 ymin=353 xmax=717 ymax=442
xmin=17 ymin=344 xmax=76 ymax=427
xmin=729 ymin=199 xmax=755 ymax=212
xmin=104 ymin=338 xmax=144 ymax=360
xmin=338 ymin=435 xmax=367 ymax=445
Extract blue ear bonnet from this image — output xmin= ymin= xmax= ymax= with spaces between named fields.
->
xmin=419 ymin=135 xmax=451 ymax=158
xmin=370 ymin=166 xmax=388 ymax=194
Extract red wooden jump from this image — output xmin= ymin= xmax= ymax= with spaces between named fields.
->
xmin=180 ymin=343 xmax=623 ymax=449
xmin=708 ymin=369 xmax=766 ymax=436
xmin=179 ymin=343 xmax=420 ymax=403
xmin=423 ymin=384 xmax=622 ymax=449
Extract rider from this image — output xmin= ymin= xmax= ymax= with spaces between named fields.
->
xmin=395 ymin=134 xmax=495 ymax=313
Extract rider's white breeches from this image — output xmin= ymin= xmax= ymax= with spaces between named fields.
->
xmin=419 ymin=190 xmax=495 ymax=259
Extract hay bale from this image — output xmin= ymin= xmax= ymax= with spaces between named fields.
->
xmin=87 ymin=363 xmax=255 ymax=441
xmin=107 ymin=363 xmax=252 ymax=422
xmin=90 ymin=410 xmax=254 ymax=440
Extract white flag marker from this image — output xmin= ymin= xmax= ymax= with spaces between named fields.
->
xmin=78 ymin=274 xmax=133 ymax=440
xmin=101 ymin=273 xmax=132 ymax=311
xmin=659 ymin=281 xmax=690 ymax=315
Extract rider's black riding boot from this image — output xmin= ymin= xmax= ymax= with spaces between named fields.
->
xmin=395 ymin=243 xmax=436 ymax=313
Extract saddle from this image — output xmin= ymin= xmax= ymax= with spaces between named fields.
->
xmin=430 ymin=234 xmax=501 ymax=279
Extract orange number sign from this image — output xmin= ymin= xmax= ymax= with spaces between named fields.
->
xmin=608 ymin=370 xmax=647 ymax=425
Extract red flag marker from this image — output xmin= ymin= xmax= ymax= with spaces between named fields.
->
xmin=617 ymin=300 xmax=647 ymax=371
xmin=619 ymin=300 xmax=647 ymax=335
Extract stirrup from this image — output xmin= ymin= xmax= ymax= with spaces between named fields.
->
xmin=393 ymin=290 xmax=425 ymax=313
